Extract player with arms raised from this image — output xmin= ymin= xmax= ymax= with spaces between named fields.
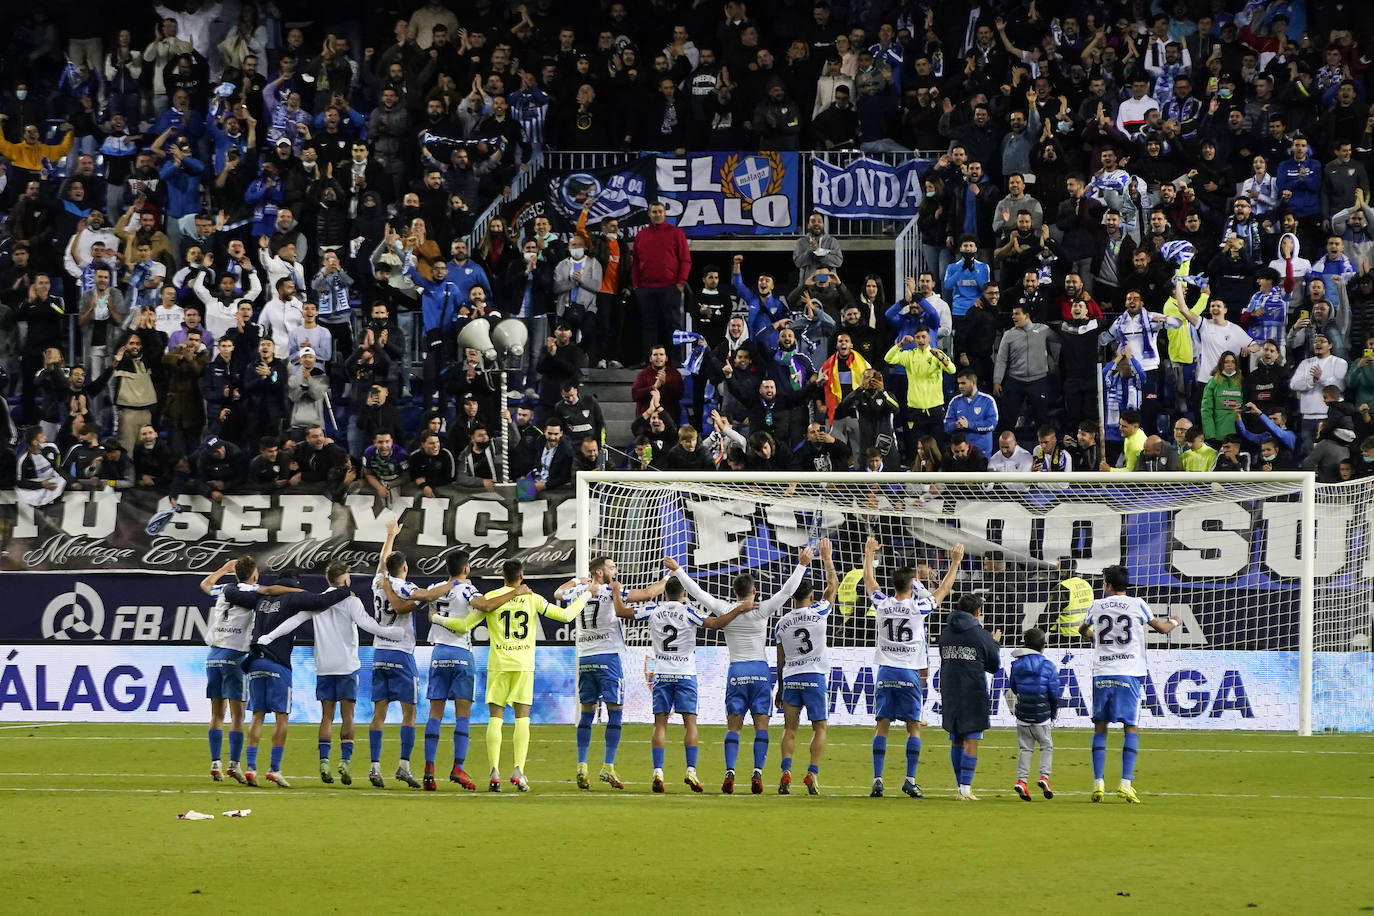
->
xmin=554 ymin=557 xmax=669 ymax=791
xmin=773 ymin=538 xmax=839 ymax=795
xmin=1079 ymin=565 xmax=1182 ymax=803
xmin=370 ymin=519 xmax=425 ymax=788
xmin=199 ymin=556 xmax=281 ymax=783
xmin=246 ymin=560 xmax=405 ymax=785
xmin=863 ymin=537 xmax=964 ymax=798
xmin=407 ymin=552 xmax=523 ymax=791
xmin=430 ymin=559 xmax=585 ymax=792
xmin=615 ymin=574 xmax=754 ymax=792
xmin=667 ymin=549 xmax=809 ymax=795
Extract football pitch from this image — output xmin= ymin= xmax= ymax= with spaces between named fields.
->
xmin=1 ymin=724 xmax=1370 ymax=913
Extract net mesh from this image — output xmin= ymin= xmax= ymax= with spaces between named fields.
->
xmin=583 ymin=474 xmax=1374 ymax=732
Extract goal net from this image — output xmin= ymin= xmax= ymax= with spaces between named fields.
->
xmin=575 ymin=471 xmax=1374 ymax=734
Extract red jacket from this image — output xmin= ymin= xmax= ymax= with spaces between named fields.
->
xmin=631 ymin=220 xmax=691 ymax=288
xmin=631 ymin=364 xmax=684 ymax=418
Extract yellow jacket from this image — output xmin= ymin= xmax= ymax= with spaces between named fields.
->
xmin=0 ymin=131 xmax=74 ymax=173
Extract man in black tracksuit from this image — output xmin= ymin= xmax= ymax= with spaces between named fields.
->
xmin=937 ymin=593 xmax=1003 ymax=801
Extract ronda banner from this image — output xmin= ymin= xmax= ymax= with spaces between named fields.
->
xmin=0 ymin=489 xmax=576 ymax=578
xmin=811 ymin=155 xmax=935 ymax=219
xmin=506 ymin=151 xmax=800 ymax=238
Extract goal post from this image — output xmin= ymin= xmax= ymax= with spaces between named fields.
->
xmin=576 ymin=470 xmax=1370 ymax=735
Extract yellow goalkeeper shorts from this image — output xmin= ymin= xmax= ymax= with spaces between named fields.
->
xmin=486 ymin=669 xmax=534 ymax=707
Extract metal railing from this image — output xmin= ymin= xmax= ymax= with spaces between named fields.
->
xmin=464 ymin=151 xmax=544 ymax=250
xmin=463 ymin=148 xmax=938 ymax=332
xmin=894 ymin=217 xmax=921 ymax=307
xmin=475 ymin=149 xmax=946 ymax=241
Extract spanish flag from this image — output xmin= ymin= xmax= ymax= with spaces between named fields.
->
xmin=820 ymin=349 xmax=871 ymax=424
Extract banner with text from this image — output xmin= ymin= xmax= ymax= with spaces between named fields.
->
xmin=2 ymin=645 xmax=1364 ymax=730
xmin=811 ymin=156 xmax=934 ymax=219
xmin=0 ymin=489 xmax=576 ymax=578
xmin=0 ymin=573 xmax=572 ymax=645
xmin=507 ymin=152 xmax=800 ymax=238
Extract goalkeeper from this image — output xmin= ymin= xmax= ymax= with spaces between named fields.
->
xmin=430 ymin=559 xmax=587 ymax=792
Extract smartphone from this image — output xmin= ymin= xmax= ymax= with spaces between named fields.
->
xmin=1299 ymin=310 xmax=1309 ymax=320
xmin=1364 ymin=349 xmax=1373 ymax=360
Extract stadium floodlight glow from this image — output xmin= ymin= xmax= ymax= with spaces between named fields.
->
xmin=574 ymin=471 xmax=1368 ymax=736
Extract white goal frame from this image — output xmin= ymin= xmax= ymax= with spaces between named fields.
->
xmin=577 ymin=471 xmax=1319 ymax=735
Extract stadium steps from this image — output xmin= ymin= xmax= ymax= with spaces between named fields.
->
xmin=583 ymin=368 xmax=639 ymax=449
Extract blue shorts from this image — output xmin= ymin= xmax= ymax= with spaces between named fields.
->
xmin=316 ymin=673 xmax=358 ymax=702
xmin=724 ymin=660 xmax=772 ymax=717
xmin=246 ymin=658 xmax=292 ymax=714
xmin=874 ymin=665 xmax=923 ymax=723
xmin=948 ymin=731 xmax=985 ymax=742
xmin=781 ymin=673 xmax=828 ymax=722
xmin=652 ymin=675 xmax=698 ymax=716
xmin=427 ymin=645 xmax=476 ymax=702
xmin=1092 ymin=675 xmax=1144 ymax=726
xmin=578 ymin=653 xmax=625 ymax=706
xmin=372 ymin=649 xmax=420 ymax=705
xmin=206 ymin=647 xmax=248 ymax=701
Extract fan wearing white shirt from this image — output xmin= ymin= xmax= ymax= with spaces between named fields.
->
xmin=1182 ymin=296 xmax=1261 ymax=377
xmin=988 ymin=430 xmax=1033 ymax=474
xmin=259 ymin=276 xmax=305 ymax=351
xmin=190 ymin=267 xmax=262 ymax=339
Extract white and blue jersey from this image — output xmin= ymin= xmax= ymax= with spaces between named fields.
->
xmin=205 ymin=582 xmax=259 ymax=702
xmin=371 ymin=574 xmax=421 ymax=704
xmin=428 ymin=580 xmax=479 ymax=702
xmin=1087 ymin=593 xmax=1155 ymax=725
xmin=635 ymin=600 xmax=706 ymax=716
xmin=775 ymin=600 xmax=832 ymax=722
xmin=674 ymin=564 xmax=806 ymax=717
xmin=574 ymin=583 xmax=628 ymax=707
xmin=872 ymin=590 xmax=936 ymax=723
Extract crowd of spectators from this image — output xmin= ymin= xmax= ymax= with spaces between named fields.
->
xmin=6 ymin=0 xmax=1374 ymax=507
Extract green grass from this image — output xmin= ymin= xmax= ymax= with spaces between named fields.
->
xmin=1 ymin=723 xmax=1371 ymax=914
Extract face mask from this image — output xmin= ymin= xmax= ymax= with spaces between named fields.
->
xmin=16 ymin=90 xmax=27 ymax=100
xmin=604 ymin=231 xmax=618 ymax=240
xmin=963 ymin=253 xmax=975 ymax=266
xmin=303 ymin=160 xmax=317 ymax=170
xmin=924 ymin=190 xmax=936 ymax=198
xmin=1222 ymin=369 xmax=1236 ymax=377
xmin=1056 ymin=120 xmax=1072 ymax=133
xmin=569 ymin=248 xmax=585 ymax=259
xmin=525 ymin=252 xmax=538 ymax=261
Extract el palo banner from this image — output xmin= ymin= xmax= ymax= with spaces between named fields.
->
xmin=811 ymin=155 xmax=935 ymax=219
xmin=507 ymin=152 xmax=800 ymax=239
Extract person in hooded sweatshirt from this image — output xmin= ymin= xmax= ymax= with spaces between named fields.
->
xmin=937 ymin=591 xmax=1002 ymax=801
xmin=1266 ymin=231 xmax=1311 ymax=301
xmin=1007 ymin=627 xmax=1061 ymax=802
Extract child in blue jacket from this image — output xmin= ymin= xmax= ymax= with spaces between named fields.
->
xmin=1008 ymin=627 xmax=1061 ymax=801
